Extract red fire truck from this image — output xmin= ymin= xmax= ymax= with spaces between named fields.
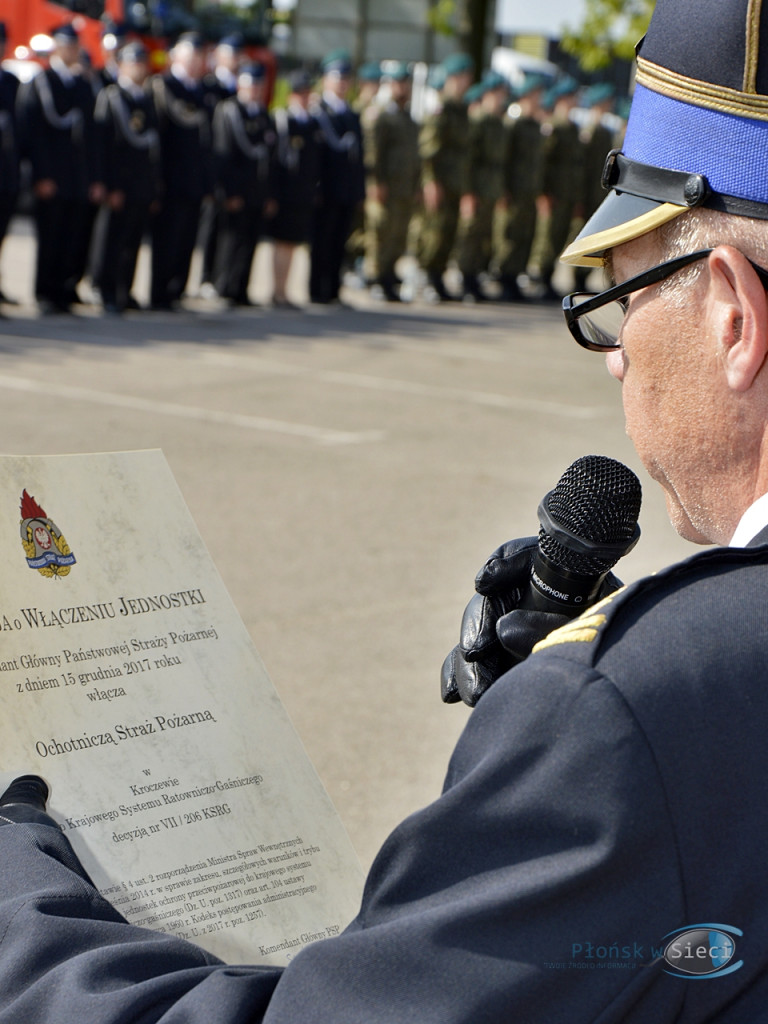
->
xmin=0 ymin=0 xmax=275 ymax=79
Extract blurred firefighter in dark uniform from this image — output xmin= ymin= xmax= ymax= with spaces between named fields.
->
xmin=0 ymin=21 xmax=20 ymax=305
xmin=149 ymin=31 xmax=212 ymax=310
xmin=92 ymin=42 xmax=161 ymax=313
xmin=269 ymin=68 xmax=323 ymax=308
xmin=211 ymin=62 xmax=276 ymax=306
xmin=309 ymin=49 xmax=365 ymax=305
xmin=199 ymin=32 xmax=244 ymax=296
xmin=17 ymin=23 xmax=101 ymax=313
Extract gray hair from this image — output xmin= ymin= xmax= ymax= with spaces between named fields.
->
xmin=655 ymin=208 xmax=768 ymax=304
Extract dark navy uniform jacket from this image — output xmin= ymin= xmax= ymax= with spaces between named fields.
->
xmin=314 ymin=98 xmax=365 ymax=207
xmin=0 ymin=67 xmax=20 ymax=198
xmin=2 ymin=541 xmax=768 ymax=1022
xmin=93 ymin=82 xmax=161 ymax=206
xmin=212 ymin=100 xmax=276 ymax=208
xmin=16 ymin=67 xmax=96 ymax=200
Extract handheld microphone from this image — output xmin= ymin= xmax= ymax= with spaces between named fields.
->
xmin=521 ymin=455 xmax=642 ymax=615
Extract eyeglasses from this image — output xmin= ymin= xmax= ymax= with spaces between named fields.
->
xmin=563 ymin=248 xmax=768 ymax=352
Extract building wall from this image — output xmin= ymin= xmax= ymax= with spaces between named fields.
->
xmin=291 ymin=0 xmax=493 ymax=67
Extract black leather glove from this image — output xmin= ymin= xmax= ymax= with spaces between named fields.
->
xmin=0 ymin=775 xmax=56 ymax=827
xmin=441 ymin=536 xmax=622 ymax=707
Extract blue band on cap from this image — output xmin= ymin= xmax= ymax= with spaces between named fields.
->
xmin=624 ymin=83 xmax=768 ymax=205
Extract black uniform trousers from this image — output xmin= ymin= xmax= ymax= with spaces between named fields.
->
xmin=214 ymin=204 xmax=265 ymax=303
xmin=94 ymin=200 xmax=151 ymax=310
xmin=150 ymin=197 xmax=202 ymax=308
xmin=309 ymin=201 xmax=356 ymax=304
xmin=34 ymin=196 xmax=93 ymax=308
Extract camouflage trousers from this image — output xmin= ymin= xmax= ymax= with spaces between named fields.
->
xmin=417 ymin=190 xmax=461 ymax=275
xmin=493 ymin=194 xmax=538 ymax=279
xmin=364 ymin=196 xmax=415 ymax=281
xmin=456 ymin=195 xmax=497 ymax=277
xmin=534 ymin=198 xmax=578 ymax=285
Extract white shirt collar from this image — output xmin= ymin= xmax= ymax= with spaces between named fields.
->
xmin=322 ymin=90 xmax=347 ymax=113
xmin=729 ymin=491 xmax=768 ymax=546
xmin=215 ymin=66 xmax=237 ymax=92
xmin=118 ymin=75 xmax=145 ymax=99
xmin=50 ymin=56 xmax=76 ymax=85
xmin=288 ymin=101 xmax=309 ymax=121
xmin=170 ymin=64 xmax=198 ymax=90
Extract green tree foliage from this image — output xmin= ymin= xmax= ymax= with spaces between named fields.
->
xmin=560 ymin=0 xmax=655 ymax=71
xmin=427 ymin=0 xmax=457 ymax=36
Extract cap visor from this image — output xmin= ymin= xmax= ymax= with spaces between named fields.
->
xmin=560 ymin=190 xmax=689 ymax=266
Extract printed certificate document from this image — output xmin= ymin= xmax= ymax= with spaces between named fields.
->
xmin=0 ymin=451 xmax=364 ymax=964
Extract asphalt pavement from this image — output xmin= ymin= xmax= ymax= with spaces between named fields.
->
xmin=0 ymin=217 xmax=693 ymax=870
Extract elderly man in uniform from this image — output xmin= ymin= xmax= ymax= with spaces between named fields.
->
xmin=4 ymin=2 xmax=768 ymax=1021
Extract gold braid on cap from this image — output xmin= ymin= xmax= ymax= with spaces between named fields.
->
xmin=745 ymin=0 xmax=764 ymax=94
xmin=636 ymin=54 xmax=768 ymax=120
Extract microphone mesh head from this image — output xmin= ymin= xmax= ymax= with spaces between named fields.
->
xmin=539 ymin=455 xmax=642 ymax=575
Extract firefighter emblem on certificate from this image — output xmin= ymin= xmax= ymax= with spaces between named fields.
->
xmin=19 ymin=489 xmax=76 ymax=577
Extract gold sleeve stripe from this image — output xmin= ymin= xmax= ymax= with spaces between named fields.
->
xmin=637 ymin=55 xmax=768 ymax=120
xmin=530 ymin=589 xmax=626 ymax=653
xmin=532 ymin=613 xmax=608 ymax=653
xmin=745 ymin=0 xmax=764 ymax=94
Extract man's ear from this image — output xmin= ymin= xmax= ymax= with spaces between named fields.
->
xmin=708 ymin=246 xmax=768 ymax=392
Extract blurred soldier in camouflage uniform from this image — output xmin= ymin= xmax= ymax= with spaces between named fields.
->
xmin=573 ymin=82 xmax=618 ymax=292
xmin=493 ymin=73 xmax=546 ymax=302
xmin=456 ymin=70 xmax=508 ymax=302
xmin=365 ymin=62 xmax=420 ymax=301
xmin=535 ymin=76 xmax=585 ymax=301
xmin=346 ymin=61 xmax=382 ymax=284
xmin=418 ymin=52 xmax=474 ymax=302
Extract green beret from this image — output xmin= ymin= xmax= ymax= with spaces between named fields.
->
xmin=582 ymin=82 xmax=616 ymax=108
xmin=321 ymin=48 xmax=353 ymax=75
xmin=481 ymin=69 xmax=509 ymax=93
xmin=387 ymin=61 xmax=412 ymax=82
xmin=515 ymin=73 xmax=550 ymax=99
xmin=357 ymin=61 xmax=382 ymax=82
xmin=542 ymin=75 xmax=580 ymax=111
xmin=442 ymin=52 xmax=475 ymax=77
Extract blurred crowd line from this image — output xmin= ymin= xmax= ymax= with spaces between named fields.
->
xmin=0 ymin=21 xmax=626 ymax=315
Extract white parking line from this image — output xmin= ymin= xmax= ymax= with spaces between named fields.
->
xmin=0 ymin=373 xmax=384 ymax=446
xmin=199 ymin=352 xmax=605 ymax=420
